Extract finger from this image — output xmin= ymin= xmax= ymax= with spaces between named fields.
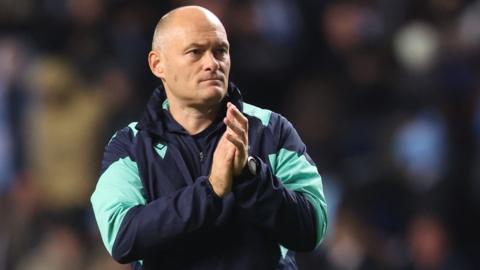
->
xmin=225 ymin=132 xmax=247 ymax=153
xmin=227 ymin=104 xmax=248 ymax=126
xmin=225 ymin=111 xmax=248 ymax=144
xmin=215 ymin=133 xmax=228 ymax=150
xmin=227 ymin=103 xmax=248 ymax=129
xmin=224 ymin=117 xmax=246 ymax=140
xmin=214 ymin=132 xmax=234 ymax=157
xmin=218 ymin=132 xmax=229 ymax=145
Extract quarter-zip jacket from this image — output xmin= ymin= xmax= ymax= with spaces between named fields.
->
xmin=91 ymin=83 xmax=327 ymax=270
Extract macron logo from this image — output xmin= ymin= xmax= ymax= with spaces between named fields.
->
xmin=154 ymin=143 xmax=168 ymax=159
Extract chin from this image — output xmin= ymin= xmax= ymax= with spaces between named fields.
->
xmin=202 ymin=85 xmax=227 ymax=103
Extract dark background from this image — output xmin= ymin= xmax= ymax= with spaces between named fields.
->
xmin=1 ymin=0 xmax=479 ymax=269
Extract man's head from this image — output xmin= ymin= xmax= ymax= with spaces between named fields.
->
xmin=148 ymin=6 xmax=231 ymax=109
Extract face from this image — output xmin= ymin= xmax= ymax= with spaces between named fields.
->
xmin=150 ymin=15 xmax=231 ymax=109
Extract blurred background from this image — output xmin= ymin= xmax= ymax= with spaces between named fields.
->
xmin=1 ymin=0 xmax=479 ymax=269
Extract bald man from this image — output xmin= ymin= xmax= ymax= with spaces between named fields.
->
xmin=91 ymin=6 xmax=327 ymax=270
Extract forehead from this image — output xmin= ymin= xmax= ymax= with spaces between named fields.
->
xmin=166 ymin=18 xmax=228 ymax=48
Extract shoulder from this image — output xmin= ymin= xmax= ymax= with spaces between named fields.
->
xmin=101 ymin=122 xmax=140 ymax=173
xmin=108 ymin=122 xmax=139 ymax=145
xmin=242 ymin=102 xmax=291 ymax=128
xmin=242 ymin=102 xmax=273 ymax=127
xmin=242 ymin=102 xmax=295 ymax=134
xmin=242 ymin=102 xmax=303 ymax=152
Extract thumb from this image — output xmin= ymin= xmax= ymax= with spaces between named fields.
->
xmin=225 ymin=146 xmax=236 ymax=164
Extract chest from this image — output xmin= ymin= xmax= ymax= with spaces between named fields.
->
xmin=133 ymin=131 xmax=220 ymax=201
xmin=134 ymin=120 xmax=269 ymax=202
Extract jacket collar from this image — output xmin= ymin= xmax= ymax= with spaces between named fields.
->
xmin=136 ymin=81 xmax=244 ymax=137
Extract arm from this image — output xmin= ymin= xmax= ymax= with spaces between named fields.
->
xmin=91 ymin=127 xmax=223 ymax=263
xmin=227 ymin=110 xmax=327 ymax=251
xmin=233 ymin=152 xmax=326 ymax=251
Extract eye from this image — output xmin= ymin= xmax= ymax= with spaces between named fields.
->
xmin=216 ymin=47 xmax=228 ymax=54
xmin=214 ymin=47 xmax=229 ymax=59
xmin=188 ymin=48 xmax=202 ymax=57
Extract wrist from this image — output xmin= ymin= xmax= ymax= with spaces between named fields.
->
xmin=238 ymin=156 xmax=259 ymax=180
xmin=208 ymin=175 xmax=231 ymax=198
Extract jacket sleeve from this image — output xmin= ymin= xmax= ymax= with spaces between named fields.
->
xmin=232 ymin=114 xmax=327 ymax=252
xmin=91 ymin=126 xmax=222 ymax=264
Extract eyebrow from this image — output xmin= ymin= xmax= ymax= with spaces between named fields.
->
xmin=186 ymin=41 xmax=230 ymax=49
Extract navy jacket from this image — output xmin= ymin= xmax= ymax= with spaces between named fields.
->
xmin=91 ymin=83 xmax=327 ymax=269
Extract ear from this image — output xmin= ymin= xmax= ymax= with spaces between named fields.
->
xmin=148 ymin=50 xmax=164 ymax=79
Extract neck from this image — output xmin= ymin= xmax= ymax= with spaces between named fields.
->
xmin=167 ymin=98 xmax=222 ymax=135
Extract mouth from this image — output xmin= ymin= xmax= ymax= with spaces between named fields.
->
xmin=200 ymin=77 xmax=224 ymax=85
xmin=201 ymin=77 xmax=223 ymax=82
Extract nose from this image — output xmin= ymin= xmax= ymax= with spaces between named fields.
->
xmin=203 ymin=51 xmax=220 ymax=72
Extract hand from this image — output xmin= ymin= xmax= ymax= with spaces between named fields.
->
xmin=209 ymin=132 xmax=235 ymax=198
xmin=223 ymin=102 xmax=249 ymax=176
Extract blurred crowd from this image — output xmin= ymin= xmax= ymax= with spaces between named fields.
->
xmin=1 ymin=0 xmax=480 ymax=269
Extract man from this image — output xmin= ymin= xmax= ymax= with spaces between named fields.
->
xmin=91 ymin=6 xmax=327 ymax=270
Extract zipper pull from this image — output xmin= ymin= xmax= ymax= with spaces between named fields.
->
xmin=199 ymin=151 xmax=204 ymax=162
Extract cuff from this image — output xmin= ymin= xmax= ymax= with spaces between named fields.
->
xmin=198 ymin=176 xmax=224 ymax=202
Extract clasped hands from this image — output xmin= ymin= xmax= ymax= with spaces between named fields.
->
xmin=209 ymin=102 xmax=249 ymax=198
